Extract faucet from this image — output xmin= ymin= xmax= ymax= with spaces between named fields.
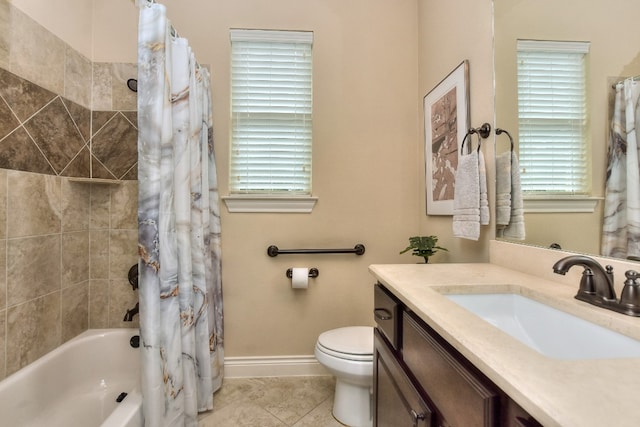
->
xmin=553 ymin=255 xmax=640 ymax=316
xmin=123 ymin=302 xmax=139 ymax=322
xmin=553 ymin=255 xmax=616 ymax=301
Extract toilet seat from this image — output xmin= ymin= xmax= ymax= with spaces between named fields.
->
xmin=316 ymin=326 xmax=373 ymax=362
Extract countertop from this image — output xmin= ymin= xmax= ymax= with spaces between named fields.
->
xmin=369 ymin=263 xmax=640 ymax=427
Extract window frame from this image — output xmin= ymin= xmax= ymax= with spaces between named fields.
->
xmin=224 ymin=29 xmax=316 ymax=213
xmin=516 ymin=40 xmax=595 ymax=212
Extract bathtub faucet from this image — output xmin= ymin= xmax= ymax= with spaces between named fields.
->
xmin=123 ymin=302 xmax=139 ymax=322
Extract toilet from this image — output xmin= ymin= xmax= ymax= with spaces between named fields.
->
xmin=314 ymin=326 xmax=374 ymax=427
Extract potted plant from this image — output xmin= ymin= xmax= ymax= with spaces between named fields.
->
xmin=399 ymin=236 xmax=448 ymax=263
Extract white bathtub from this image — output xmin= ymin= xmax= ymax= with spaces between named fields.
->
xmin=0 ymin=329 xmax=143 ymax=427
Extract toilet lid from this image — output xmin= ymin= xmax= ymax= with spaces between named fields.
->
xmin=317 ymin=326 xmax=373 ymax=356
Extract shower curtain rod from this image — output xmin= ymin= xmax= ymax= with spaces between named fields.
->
xmin=612 ymin=75 xmax=640 ymax=89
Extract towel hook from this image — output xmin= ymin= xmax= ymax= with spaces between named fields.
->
xmin=495 ymin=127 xmax=514 ymax=152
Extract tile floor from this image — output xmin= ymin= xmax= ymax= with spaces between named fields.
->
xmin=198 ymin=376 xmax=345 ymax=427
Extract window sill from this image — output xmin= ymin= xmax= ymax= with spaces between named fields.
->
xmin=523 ymin=195 xmax=602 ymax=213
xmin=222 ymin=195 xmax=318 ymax=213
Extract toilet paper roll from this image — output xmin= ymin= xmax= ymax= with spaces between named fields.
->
xmin=291 ymin=268 xmax=309 ymax=289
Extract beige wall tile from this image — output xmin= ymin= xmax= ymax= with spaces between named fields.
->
xmin=92 ymin=62 xmax=112 ymax=111
xmin=9 ymin=6 xmax=64 ymax=95
xmin=64 ymin=46 xmax=91 ymax=109
xmin=0 ymin=169 xmax=6 ymax=239
xmin=0 ymin=1 xmax=8 ymax=73
xmin=109 ymin=229 xmax=138 ymax=281
xmin=61 ymin=179 xmax=90 ymax=232
xmin=90 ymin=229 xmax=109 ymax=279
xmin=89 ymin=279 xmax=109 ymax=328
xmin=111 ymin=181 xmax=137 ymax=229
xmin=7 ymin=234 xmax=61 ymax=306
xmin=0 ymin=239 xmax=5 ymax=309
xmin=111 ymin=63 xmax=137 ymax=111
xmin=109 ymin=279 xmax=138 ymax=328
xmin=0 ymin=310 xmax=5 ymax=381
xmin=7 ymin=171 xmax=60 ymax=237
xmin=90 ymin=184 xmax=110 ymax=229
xmin=61 ymin=280 xmax=88 ymax=342
xmin=62 ymin=231 xmax=89 ymax=286
xmin=6 ymin=292 xmax=61 ymax=376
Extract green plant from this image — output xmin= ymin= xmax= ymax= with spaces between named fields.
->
xmin=399 ymin=235 xmax=448 ymax=263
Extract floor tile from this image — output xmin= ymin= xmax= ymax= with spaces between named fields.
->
xmin=198 ymin=376 xmax=338 ymax=427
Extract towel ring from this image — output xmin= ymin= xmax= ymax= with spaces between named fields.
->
xmin=460 ymin=123 xmax=492 ymax=154
xmin=495 ymin=127 xmax=514 ymax=152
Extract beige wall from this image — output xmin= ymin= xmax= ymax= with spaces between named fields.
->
xmin=91 ymin=0 xmax=422 ymax=357
xmin=494 ymin=0 xmax=640 ymax=254
xmin=416 ymin=0 xmax=495 ymax=263
xmin=13 ymin=0 xmax=497 ymax=359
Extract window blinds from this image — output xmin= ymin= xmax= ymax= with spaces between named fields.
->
xmin=230 ymin=29 xmax=313 ymax=194
xmin=517 ymin=40 xmax=590 ymax=194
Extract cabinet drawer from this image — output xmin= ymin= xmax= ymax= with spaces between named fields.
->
xmin=374 ymin=284 xmax=400 ymax=349
xmin=375 ymin=329 xmax=433 ymax=427
xmin=402 ymin=311 xmax=499 ymax=427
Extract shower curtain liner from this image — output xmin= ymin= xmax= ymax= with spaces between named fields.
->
xmin=602 ymin=78 xmax=640 ymax=259
xmin=137 ymin=2 xmax=223 ymax=426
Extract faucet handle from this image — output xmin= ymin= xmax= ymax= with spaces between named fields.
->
xmin=625 ymin=270 xmax=640 ymax=282
xmin=619 ymin=270 xmax=640 ymax=308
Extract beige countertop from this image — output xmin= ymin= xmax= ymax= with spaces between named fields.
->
xmin=369 ymin=262 xmax=640 ymax=427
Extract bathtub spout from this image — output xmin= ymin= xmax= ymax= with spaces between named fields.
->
xmin=123 ymin=303 xmax=139 ymax=321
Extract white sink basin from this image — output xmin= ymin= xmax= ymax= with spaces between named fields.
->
xmin=445 ymin=293 xmax=640 ymax=360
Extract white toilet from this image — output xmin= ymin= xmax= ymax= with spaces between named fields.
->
xmin=314 ymin=326 xmax=374 ymax=427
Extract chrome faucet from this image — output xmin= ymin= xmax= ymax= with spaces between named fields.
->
xmin=553 ymin=255 xmax=640 ymax=316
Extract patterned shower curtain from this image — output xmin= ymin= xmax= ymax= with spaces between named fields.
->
xmin=602 ymin=78 xmax=640 ymax=259
xmin=137 ymin=2 xmax=223 ymax=426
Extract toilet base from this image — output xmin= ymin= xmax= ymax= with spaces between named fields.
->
xmin=332 ymin=379 xmax=372 ymax=427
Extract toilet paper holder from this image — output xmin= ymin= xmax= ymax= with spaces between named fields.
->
xmin=286 ymin=268 xmax=319 ymax=278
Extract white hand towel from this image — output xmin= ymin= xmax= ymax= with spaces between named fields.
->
xmin=453 ymin=151 xmax=480 ymax=240
xmin=479 ymin=150 xmax=490 ymax=225
xmin=503 ymin=151 xmax=525 ymax=240
xmin=495 ymin=151 xmax=512 ymax=226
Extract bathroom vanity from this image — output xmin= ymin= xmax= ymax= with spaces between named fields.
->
xmin=370 ymin=251 xmax=640 ymax=427
xmin=374 ymin=283 xmax=539 ymax=427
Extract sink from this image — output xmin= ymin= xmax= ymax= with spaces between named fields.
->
xmin=445 ymin=293 xmax=640 ymax=360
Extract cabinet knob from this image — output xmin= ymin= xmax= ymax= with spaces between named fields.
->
xmin=410 ymin=409 xmax=426 ymax=427
xmin=374 ymin=308 xmax=392 ymax=321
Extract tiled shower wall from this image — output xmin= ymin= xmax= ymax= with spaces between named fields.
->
xmin=0 ymin=2 xmax=139 ymax=379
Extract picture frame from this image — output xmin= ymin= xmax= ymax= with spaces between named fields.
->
xmin=424 ymin=60 xmax=470 ymax=215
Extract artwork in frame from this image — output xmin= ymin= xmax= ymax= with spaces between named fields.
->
xmin=424 ymin=60 xmax=470 ymax=215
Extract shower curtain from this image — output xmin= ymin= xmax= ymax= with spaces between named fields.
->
xmin=137 ymin=2 xmax=223 ymax=426
xmin=602 ymin=78 xmax=640 ymax=259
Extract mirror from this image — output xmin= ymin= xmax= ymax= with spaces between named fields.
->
xmin=494 ymin=0 xmax=640 ymax=259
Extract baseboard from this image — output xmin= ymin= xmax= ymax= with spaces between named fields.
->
xmin=224 ymin=355 xmax=330 ymax=378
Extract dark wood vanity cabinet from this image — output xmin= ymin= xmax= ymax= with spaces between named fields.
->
xmin=373 ymin=283 xmax=542 ymax=427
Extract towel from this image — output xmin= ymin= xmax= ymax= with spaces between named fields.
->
xmin=453 ymin=151 xmax=480 ymax=240
xmin=495 ymin=151 xmax=512 ymax=226
xmin=479 ymin=149 xmax=490 ymax=225
xmin=502 ymin=151 xmax=526 ymax=240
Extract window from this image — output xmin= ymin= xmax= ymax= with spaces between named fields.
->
xmin=517 ymin=40 xmax=590 ymax=195
xmin=229 ymin=29 xmax=313 ymax=198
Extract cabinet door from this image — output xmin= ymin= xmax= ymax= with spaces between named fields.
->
xmin=375 ymin=329 xmax=433 ymax=427
xmin=403 ymin=312 xmax=500 ymax=427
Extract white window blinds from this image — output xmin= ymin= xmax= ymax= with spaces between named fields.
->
xmin=517 ymin=40 xmax=590 ymax=194
xmin=230 ymin=29 xmax=313 ymax=195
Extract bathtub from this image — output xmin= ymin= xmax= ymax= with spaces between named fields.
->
xmin=0 ymin=329 xmax=143 ymax=427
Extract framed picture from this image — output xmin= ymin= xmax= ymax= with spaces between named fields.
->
xmin=424 ymin=60 xmax=470 ymax=215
